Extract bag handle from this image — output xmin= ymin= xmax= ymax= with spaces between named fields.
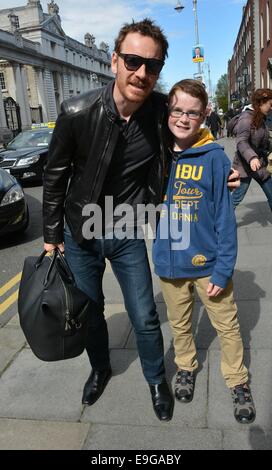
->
xmin=35 ymin=249 xmax=75 ymax=285
xmin=55 ymin=247 xmax=75 ymax=284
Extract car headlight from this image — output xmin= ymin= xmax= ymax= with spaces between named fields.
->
xmin=0 ymin=184 xmax=25 ymax=206
xmin=16 ymin=155 xmax=40 ymax=166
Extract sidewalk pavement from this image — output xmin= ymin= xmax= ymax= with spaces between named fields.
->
xmin=0 ymin=137 xmax=272 ymax=450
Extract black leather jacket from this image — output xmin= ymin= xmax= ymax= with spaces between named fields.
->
xmin=43 ymin=81 xmax=168 ymax=244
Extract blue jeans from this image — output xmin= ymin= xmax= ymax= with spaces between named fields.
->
xmin=64 ymin=227 xmax=165 ymax=384
xmin=232 ymin=176 xmax=272 ymax=211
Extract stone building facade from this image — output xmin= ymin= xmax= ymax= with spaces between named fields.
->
xmin=228 ymin=0 xmax=272 ymax=107
xmin=0 ymin=0 xmax=113 ymax=143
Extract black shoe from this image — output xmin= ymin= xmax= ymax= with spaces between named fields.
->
xmin=82 ymin=367 xmax=112 ymax=406
xmin=149 ymin=380 xmax=174 ymax=422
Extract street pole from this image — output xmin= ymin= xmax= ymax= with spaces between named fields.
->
xmin=207 ymin=63 xmax=212 ymax=98
xmin=175 ymin=1 xmax=202 ymax=77
xmin=192 ymin=0 xmax=201 ymax=75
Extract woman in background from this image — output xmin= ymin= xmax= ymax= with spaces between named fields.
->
xmin=232 ymin=88 xmax=272 ymax=211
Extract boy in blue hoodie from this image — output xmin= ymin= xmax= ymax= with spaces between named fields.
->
xmin=153 ymin=79 xmax=255 ymax=424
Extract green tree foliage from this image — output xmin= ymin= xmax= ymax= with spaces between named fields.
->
xmin=215 ymin=74 xmax=228 ymax=112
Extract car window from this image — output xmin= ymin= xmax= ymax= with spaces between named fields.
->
xmin=7 ymin=130 xmax=53 ymax=150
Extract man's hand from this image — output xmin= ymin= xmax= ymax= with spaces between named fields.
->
xmin=227 ymin=168 xmax=240 ymax=190
xmin=44 ymin=242 xmax=65 ymax=253
xmin=250 ymin=157 xmax=261 ymax=172
xmin=207 ymin=282 xmax=224 ymax=297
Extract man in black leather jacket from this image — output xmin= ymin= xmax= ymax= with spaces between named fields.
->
xmin=44 ymin=18 xmax=174 ymax=422
xmin=43 ymin=18 xmax=240 ymax=422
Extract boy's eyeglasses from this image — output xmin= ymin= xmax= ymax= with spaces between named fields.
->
xmin=118 ymin=53 xmax=164 ymax=75
xmin=169 ymin=109 xmax=203 ymax=120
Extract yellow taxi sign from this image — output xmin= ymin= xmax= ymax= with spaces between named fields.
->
xmin=31 ymin=122 xmax=55 ymax=129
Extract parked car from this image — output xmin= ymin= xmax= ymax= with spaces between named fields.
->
xmin=0 ymin=168 xmax=29 ymax=236
xmin=0 ymin=122 xmax=55 ymax=183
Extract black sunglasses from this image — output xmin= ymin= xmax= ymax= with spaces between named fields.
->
xmin=118 ymin=53 xmax=164 ymax=75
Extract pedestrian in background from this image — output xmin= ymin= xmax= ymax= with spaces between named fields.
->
xmin=232 ymin=88 xmax=272 ymax=211
xmin=206 ymin=108 xmax=222 ymax=139
xmin=153 ymin=79 xmax=256 ymax=424
xmin=224 ymin=108 xmax=235 ymax=137
xmin=218 ymin=108 xmax=225 ymax=137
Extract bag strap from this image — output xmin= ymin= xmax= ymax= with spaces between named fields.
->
xmin=35 ymin=250 xmax=48 ymax=268
xmin=34 ymin=250 xmax=58 ymax=286
xmin=35 ymin=248 xmax=75 ymax=285
xmin=55 ymin=247 xmax=75 ymax=283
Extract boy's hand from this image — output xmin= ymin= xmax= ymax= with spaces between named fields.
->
xmin=207 ymin=283 xmax=224 ymax=297
xmin=227 ymin=168 xmax=240 ymax=190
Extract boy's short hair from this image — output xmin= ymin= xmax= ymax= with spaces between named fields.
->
xmin=169 ymin=79 xmax=208 ymax=110
xmin=114 ymin=18 xmax=169 ymax=61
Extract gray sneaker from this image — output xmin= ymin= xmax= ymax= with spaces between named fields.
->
xmin=174 ymin=369 xmax=195 ymax=403
xmin=230 ymin=383 xmax=256 ymax=424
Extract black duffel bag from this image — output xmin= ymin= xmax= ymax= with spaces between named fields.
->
xmin=18 ymin=248 xmax=91 ymax=361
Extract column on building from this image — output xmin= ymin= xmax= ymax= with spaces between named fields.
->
xmin=0 ymin=89 xmax=11 ymax=144
xmin=56 ymin=72 xmax=64 ymax=104
xmin=34 ymin=67 xmax=49 ymax=122
xmin=62 ymin=73 xmax=70 ymax=100
xmin=43 ymin=69 xmax=58 ymax=121
xmin=12 ymin=63 xmax=32 ymax=129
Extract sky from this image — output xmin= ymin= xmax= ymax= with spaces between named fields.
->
xmin=0 ymin=0 xmax=246 ymax=94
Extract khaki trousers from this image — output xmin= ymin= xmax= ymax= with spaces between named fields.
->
xmin=160 ymin=276 xmax=248 ymax=388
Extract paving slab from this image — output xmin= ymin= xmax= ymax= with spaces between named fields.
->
xmin=81 ymin=350 xmax=208 ymax=429
xmin=0 ymin=349 xmax=90 ymax=421
xmin=102 ymin=273 xmax=124 ymax=304
xmin=223 ymin=427 xmax=272 ymax=450
xmin=83 ymin=423 xmax=222 ymax=450
xmin=246 ymin=226 xmax=272 ymax=245
xmin=104 ymin=304 xmax=131 ymax=349
xmin=193 ymin=299 xmax=272 ymax=350
xmin=208 ymin=349 xmax=272 ymax=431
xmin=237 ymin=228 xmax=251 ymax=246
xmin=0 ymin=418 xmax=90 ymax=450
xmin=0 ymin=326 xmax=26 ymax=375
xmin=235 ymin=247 xmax=272 ymax=269
xmin=4 ymin=313 xmax=20 ymax=327
xmin=232 ymin=266 xmax=271 ymax=300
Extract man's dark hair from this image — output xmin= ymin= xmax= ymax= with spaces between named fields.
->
xmin=114 ymin=18 xmax=169 ymax=61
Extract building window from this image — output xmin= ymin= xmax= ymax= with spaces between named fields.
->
xmin=14 ymin=15 xmax=20 ymax=29
xmin=267 ymin=2 xmax=270 ymax=41
xmin=65 ymin=50 xmax=69 ymax=62
xmin=0 ymin=71 xmax=6 ymax=90
xmin=267 ymin=69 xmax=271 ymax=87
xmin=261 ymin=72 xmax=265 ymax=87
xmin=52 ymin=72 xmax=58 ymax=91
xmin=68 ymin=74 xmax=72 ymax=89
xmin=261 ymin=14 xmax=264 ymax=48
xmin=51 ymin=41 xmax=56 ymax=56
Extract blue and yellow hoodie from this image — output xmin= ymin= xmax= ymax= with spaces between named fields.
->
xmin=152 ymin=128 xmax=237 ymax=289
